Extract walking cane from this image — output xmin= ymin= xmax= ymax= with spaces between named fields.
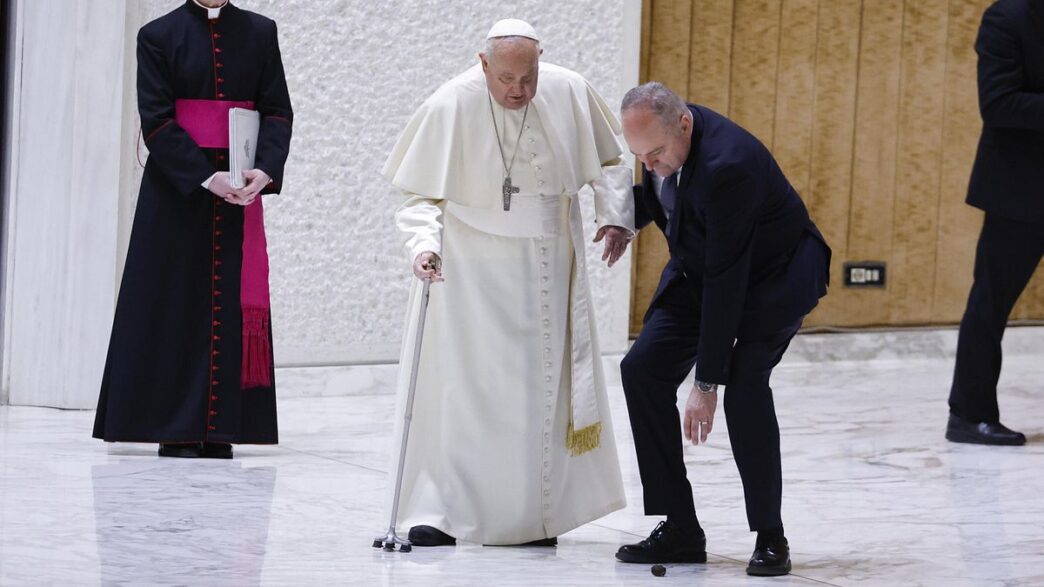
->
xmin=373 ymin=276 xmax=433 ymax=553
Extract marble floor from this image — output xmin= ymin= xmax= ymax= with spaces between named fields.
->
xmin=1 ymin=329 xmax=1042 ymax=586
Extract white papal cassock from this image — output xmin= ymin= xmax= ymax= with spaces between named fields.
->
xmin=383 ymin=62 xmax=634 ymax=545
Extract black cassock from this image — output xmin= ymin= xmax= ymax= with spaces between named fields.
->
xmin=94 ymin=1 xmax=292 ymax=444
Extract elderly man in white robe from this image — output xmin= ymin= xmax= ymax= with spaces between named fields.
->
xmin=382 ymin=19 xmax=634 ymax=547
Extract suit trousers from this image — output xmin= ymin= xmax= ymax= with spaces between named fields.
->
xmin=949 ymin=213 xmax=1044 ymax=423
xmin=621 ymin=277 xmax=802 ymax=532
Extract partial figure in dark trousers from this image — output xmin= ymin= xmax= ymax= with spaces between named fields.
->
xmin=614 ymin=83 xmax=830 ymax=577
xmin=93 ymin=0 xmax=293 ymax=459
xmin=945 ymin=0 xmax=1044 ymax=447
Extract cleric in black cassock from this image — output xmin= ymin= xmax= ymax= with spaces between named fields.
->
xmin=93 ymin=0 xmax=292 ymax=459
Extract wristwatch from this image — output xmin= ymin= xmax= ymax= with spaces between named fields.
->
xmin=696 ymin=380 xmax=716 ymax=394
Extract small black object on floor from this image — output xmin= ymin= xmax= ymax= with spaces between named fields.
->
xmin=651 ymin=564 xmax=667 ymax=577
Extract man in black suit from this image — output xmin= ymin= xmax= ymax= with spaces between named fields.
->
xmin=946 ymin=0 xmax=1044 ymax=447
xmin=613 ymin=82 xmax=830 ymax=577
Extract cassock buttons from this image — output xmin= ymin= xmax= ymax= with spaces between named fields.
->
xmin=545 ymin=375 xmax=552 ymax=382
xmin=543 ymin=333 xmax=550 ymax=339
xmin=214 ymin=48 xmax=222 ymax=54
xmin=217 ymin=93 xmax=225 ymax=99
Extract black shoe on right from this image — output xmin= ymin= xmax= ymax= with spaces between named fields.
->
xmin=408 ymin=525 xmax=456 ymax=547
xmin=615 ymin=520 xmax=707 ymax=564
xmin=746 ymin=533 xmax=791 ymax=576
xmin=945 ymin=413 xmax=1026 ymax=446
xmin=158 ymin=443 xmax=203 ymax=458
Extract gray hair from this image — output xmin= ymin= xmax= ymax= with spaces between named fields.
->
xmin=621 ymin=82 xmax=688 ymax=127
xmin=483 ymin=36 xmax=541 ymax=63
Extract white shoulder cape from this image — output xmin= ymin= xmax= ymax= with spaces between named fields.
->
xmin=382 ymin=62 xmax=622 ymax=206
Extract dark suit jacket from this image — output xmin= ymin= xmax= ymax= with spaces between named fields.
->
xmin=635 ymin=105 xmax=831 ymax=384
xmin=966 ymin=0 xmax=1044 ymax=225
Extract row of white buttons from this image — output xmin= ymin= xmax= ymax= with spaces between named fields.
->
xmin=540 ymin=240 xmax=554 ymax=520
xmin=526 ymin=124 xmax=546 ymax=189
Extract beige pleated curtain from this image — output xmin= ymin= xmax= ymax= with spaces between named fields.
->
xmin=630 ymin=0 xmax=1044 ymax=335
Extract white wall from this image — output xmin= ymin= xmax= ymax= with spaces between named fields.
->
xmin=132 ymin=0 xmax=641 ymax=366
xmin=0 ymin=0 xmax=641 ymax=407
xmin=1 ymin=0 xmax=127 ymax=408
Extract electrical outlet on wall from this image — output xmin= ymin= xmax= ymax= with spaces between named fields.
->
xmin=843 ymin=262 xmax=886 ymax=288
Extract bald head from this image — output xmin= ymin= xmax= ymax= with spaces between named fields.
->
xmin=480 ymin=36 xmax=542 ymax=110
xmin=620 ymin=82 xmax=693 ymax=177
xmin=621 ymin=82 xmax=689 ymax=129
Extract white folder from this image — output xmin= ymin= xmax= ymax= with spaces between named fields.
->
xmin=228 ymin=107 xmax=260 ymax=188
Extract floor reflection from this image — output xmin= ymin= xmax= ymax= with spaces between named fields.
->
xmin=92 ymin=460 xmax=276 ymax=584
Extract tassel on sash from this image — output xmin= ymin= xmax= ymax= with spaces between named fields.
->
xmin=566 ymin=421 xmax=602 ymax=456
xmin=241 ymin=306 xmax=273 ymax=388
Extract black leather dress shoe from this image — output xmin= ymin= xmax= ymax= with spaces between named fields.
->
xmin=158 ymin=443 xmax=203 ymax=458
xmin=520 ymin=537 xmax=557 ymax=547
xmin=615 ymin=521 xmax=707 ymax=564
xmin=946 ymin=413 xmax=1026 ymax=446
xmin=202 ymin=442 xmax=234 ymax=459
xmin=408 ymin=525 xmax=456 ymax=547
xmin=747 ymin=534 xmax=791 ymax=576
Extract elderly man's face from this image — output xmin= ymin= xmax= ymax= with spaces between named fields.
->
xmin=622 ymin=106 xmax=693 ymax=178
xmin=480 ymin=39 xmax=541 ymax=110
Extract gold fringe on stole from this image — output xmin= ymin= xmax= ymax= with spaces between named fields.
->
xmin=566 ymin=421 xmax=602 ymax=456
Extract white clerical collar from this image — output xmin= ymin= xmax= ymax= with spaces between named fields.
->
xmin=192 ymin=0 xmax=227 ymax=19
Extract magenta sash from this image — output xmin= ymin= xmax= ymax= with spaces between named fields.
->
xmin=175 ymin=99 xmax=273 ymax=389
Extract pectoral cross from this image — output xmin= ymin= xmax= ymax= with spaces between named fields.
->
xmin=502 ymin=176 xmax=519 ymax=211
